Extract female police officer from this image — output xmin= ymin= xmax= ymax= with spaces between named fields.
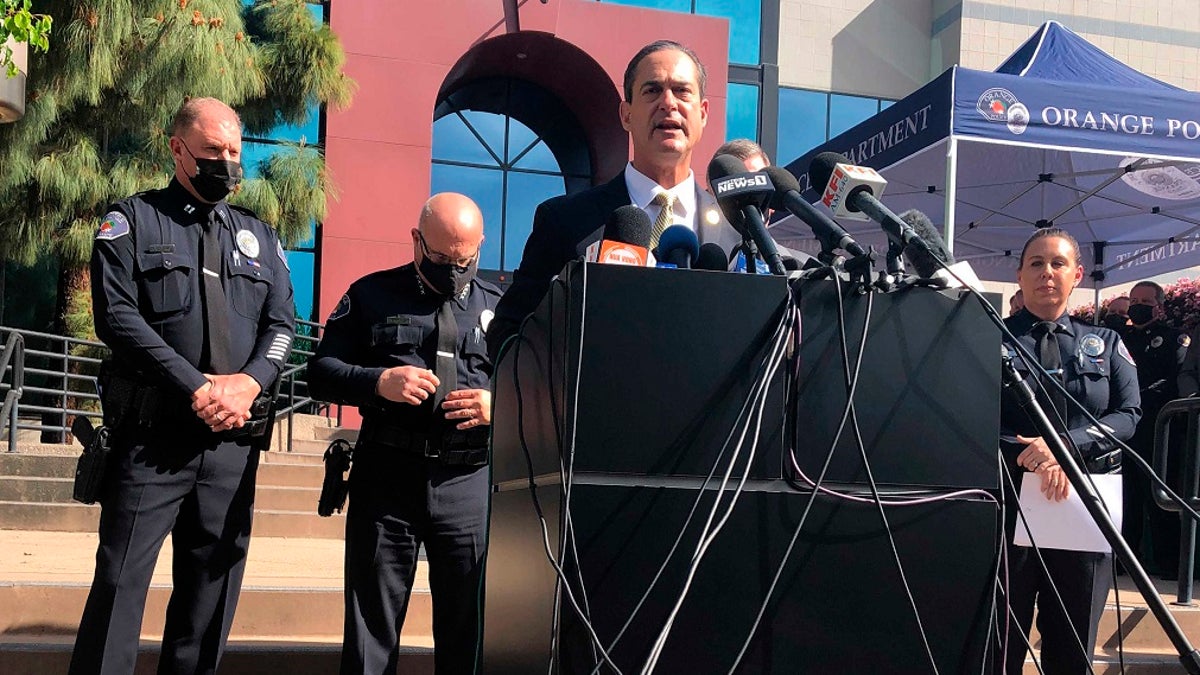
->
xmin=999 ymin=228 xmax=1140 ymax=674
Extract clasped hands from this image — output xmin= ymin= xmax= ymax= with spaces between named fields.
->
xmin=1015 ymin=434 xmax=1070 ymax=502
xmin=376 ymin=365 xmax=491 ymax=429
xmin=192 ymin=373 xmax=261 ymax=433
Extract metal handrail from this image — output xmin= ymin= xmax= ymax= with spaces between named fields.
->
xmin=0 ymin=333 xmax=25 ymax=453
xmin=1153 ymin=397 xmax=1200 ymax=605
xmin=0 ymin=321 xmax=332 ymax=451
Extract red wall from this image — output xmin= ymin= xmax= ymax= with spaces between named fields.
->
xmin=322 ymin=0 xmax=731 ymax=320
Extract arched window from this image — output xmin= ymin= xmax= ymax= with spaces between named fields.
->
xmin=431 ymin=77 xmax=591 ymax=271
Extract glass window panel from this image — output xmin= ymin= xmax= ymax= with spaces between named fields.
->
xmin=506 ymin=118 xmax=537 ymax=164
xmin=430 ymin=163 xmax=504 ymax=270
xmin=268 ymin=103 xmax=321 ymax=144
xmin=240 ymin=140 xmax=277 ymax=179
xmin=505 ymin=173 xmax=566 ymax=271
xmin=512 ymin=140 xmax=561 ymax=172
xmin=828 ymin=93 xmax=879 ymax=139
xmin=696 ymin=0 xmax=761 ymax=64
xmin=308 ymin=2 xmax=324 ymax=23
xmin=776 ymin=88 xmax=828 ymax=166
xmin=879 ymin=99 xmax=894 ymax=111
xmin=284 ymin=250 xmax=316 ymax=322
xmin=725 ymin=83 xmax=759 ymax=142
xmin=602 ymin=0 xmax=691 ymax=12
xmin=432 ymin=113 xmax=499 ymax=167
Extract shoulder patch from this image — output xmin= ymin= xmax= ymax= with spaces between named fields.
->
xmin=1117 ymin=339 xmax=1136 ymax=366
xmin=96 ymin=212 xmax=130 ymax=241
xmin=1181 ymin=333 xmax=1192 ymax=348
xmin=275 ymin=240 xmax=290 ymax=271
xmin=328 ymin=294 xmax=351 ymax=322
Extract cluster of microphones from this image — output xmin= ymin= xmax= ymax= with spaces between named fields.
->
xmin=587 ymin=151 xmax=962 ymax=285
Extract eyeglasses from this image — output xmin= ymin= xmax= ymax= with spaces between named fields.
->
xmin=418 ymin=231 xmax=478 ymax=270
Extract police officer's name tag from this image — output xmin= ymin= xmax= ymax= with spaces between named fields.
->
xmin=235 ymin=229 xmax=260 ymax=258
xmin=96 ymin=212 xmax=130 ymax=241
xmin=386 ymin=315 xmax=411 ymax=326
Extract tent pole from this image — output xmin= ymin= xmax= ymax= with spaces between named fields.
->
xmin=944 ymin=137 xmax=959 ymax=254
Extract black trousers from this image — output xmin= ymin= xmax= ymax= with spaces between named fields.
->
xmin=69 ymin=431 xmax=260 ymax=675
xmin=341 ymin=443 xmax=489 ymax=675
xmin=999 ymin=543 xmax=1112 ymax=675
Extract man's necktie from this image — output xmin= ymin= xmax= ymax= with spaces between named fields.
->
xmin=1033 ymin=320 xmax=1067 ymax=419
xmin=201 ymin=213 xmax=233 ymax=373
xmin=433 ymin=299 xmax=459 ymax=414
xmin=651 ymin=191 xmax=676 ymax=249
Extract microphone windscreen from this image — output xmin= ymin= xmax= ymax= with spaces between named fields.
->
xmin=808 ymin=151 xmax=851 ymax=194
xmin=696 ymin=243 xmax=729 ymax=271
xmin=762 ymin=166 xmax=803 ymax=211
xmin=656 ymin=225 xmax=699 ymax=262
xmin=707 ymin=153 xmax=750 ymax=184
xmin=900 ymin=209 xmax=953 ymax=277
xmin=604 ymin=204 xmax=652 ymax=248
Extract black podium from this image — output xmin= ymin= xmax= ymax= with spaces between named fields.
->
xmin=484 ymin=262 xmax=1001 ymax=674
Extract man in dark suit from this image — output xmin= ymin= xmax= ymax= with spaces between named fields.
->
xmin=487 ymin=40 xmax=743 ymax=359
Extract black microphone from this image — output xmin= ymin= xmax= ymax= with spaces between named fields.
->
xmin=809 ymin=151 xmax=930 ymax=254
xmin=696 ymin=243 xmax=729 ymax=271
xmin=707 ymin=154 xmax=786 ymax=275
xmin=900 ymin=209 xmax=953 ymax=278
xmin=585 ymin=204 xmax=652 ymax=266
xmin=655 ymin=225 xmax=699 ymax=269
xmin=761 ymin=165 xmax=867 ymax=259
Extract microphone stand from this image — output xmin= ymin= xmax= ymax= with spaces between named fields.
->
xmin=1000 ymin=350 xmax=1200 ymax=674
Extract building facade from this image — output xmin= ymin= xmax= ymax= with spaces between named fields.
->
xmin=297 ymin=0 xmax=1198 ymax=322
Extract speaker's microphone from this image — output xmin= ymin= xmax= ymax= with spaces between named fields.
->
xmin=761 ymin=165 xmax=867 ymax=259
xmin=584 ymin=205 xmax=651 ymax=266
xmin=696 ymin=243 xmax=729 ymax=271
xmin=707 ymin=154 xmax=786 ymax=275
xmin=809 ymin=152 xmax=930 ymax=254
xmin=900 ymin=209 xmax=953 ymax=278
xmin=655 ymin=225 xmax=699 ymax=269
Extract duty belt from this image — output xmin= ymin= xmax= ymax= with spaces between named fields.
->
xmin=102 ymin=369 xmax=272 ymax=440
xmin=357 ymin=420 xmax=489 ymax=466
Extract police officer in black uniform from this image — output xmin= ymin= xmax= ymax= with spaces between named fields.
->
xmin=999 ymin=229 xmax=1140 ymax=675
xmin=71 ymin=98 xmax=295 ymax=675
xmin=308 ymin=192 xmax=500 ymax=675
xmin=1123 ymin=281 xmax=1189 ymax=576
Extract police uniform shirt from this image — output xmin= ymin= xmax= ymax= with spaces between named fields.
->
xmin=1001 ymin=310 xmax=1141 ymax=469
xmin=91 ymin=179 xmax=296 ymax=397
xmin=1122 ymin=321 xmax=1188 ymax=413
xmin=308 ymin=264 xmax=500 ymax=432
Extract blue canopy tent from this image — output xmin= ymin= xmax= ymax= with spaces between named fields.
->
xmin=776 ymin=21 xmax=1200 ymax=299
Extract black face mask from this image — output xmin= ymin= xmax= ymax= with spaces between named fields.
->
xmin=418 ymin=255 xmax=477 ymax=297
xmin=1128 ymin=303 xmax=1155 ymax=326
xmin=1102 ymin=313 xmax=1127 ymax=330
xmin=182 ymin=143 xmax=243 ymax=203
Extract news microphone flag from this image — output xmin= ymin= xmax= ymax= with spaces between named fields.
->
xmin=820 ymin=162 xmax=888 ymax=221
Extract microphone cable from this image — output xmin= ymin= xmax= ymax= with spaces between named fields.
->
xmin=640 ymin=300 xmax=797 ymax=675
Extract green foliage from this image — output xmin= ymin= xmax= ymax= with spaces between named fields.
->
xmin=2 ymin=0 xmax=53 ymax=78
xmin=0 ymin=0 xmax=354 ymax=340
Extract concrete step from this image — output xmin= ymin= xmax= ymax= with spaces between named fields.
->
xmin=0 ymin=637 xmax=433 ymax=675
xmin=259 ymin=449 xmax=326 ymax=466
xmin=0 ymin=501 xmax=345 ymax=538
xmin=1022 ymin=654 xmax=1190 ymax=674
xmin=0 ymin=476 xmax=322 ymax=513
xmin=1 ymin=583 xmax=430 ymax=643
xmin=285 ymin=438 xmax=333 ymax=456
xmin=312 ymin=425 xmax=358 ymax=443
xmin=0 ymin=453 xmax=325 ymax=488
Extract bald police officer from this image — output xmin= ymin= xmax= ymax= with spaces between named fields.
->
xmin=72 ymin=97 xmax=295 ymax=675
xmin=308 ymin=193 xmax=500 ymax=675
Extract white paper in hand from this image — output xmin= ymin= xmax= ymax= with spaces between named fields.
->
xmin=1012 ymin=473 xmax=1123 ymax=553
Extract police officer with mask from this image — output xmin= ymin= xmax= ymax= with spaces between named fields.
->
xmin=1123 ymin=281 xmax=1189 ymax=576
xmin=72 ymin=97 xmax=295 ymax=675
xmin=308 ymin=193 xmax=500 ymax=675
